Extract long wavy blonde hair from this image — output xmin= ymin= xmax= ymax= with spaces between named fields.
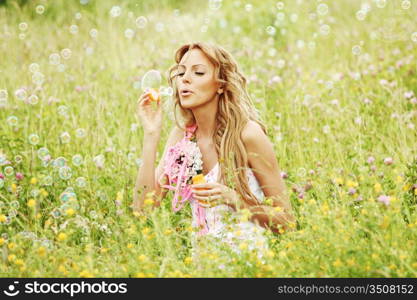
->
xmin=167 ymin=42 xmax=267 ymax=207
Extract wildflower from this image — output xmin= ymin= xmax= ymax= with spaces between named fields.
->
xmin=367 ymin=156 xmax=375 ymax=164
xmin=333 ymin=259 xmax=342 ymax=267
xmin=184 ymin=257 xmax=193 ymax=265
xmin=37 ymin=246 xmax=46 ymax=257
xmin=335 ymin=177 xmax=344 ymax=185
xmin=40 ymin=188 xmax=48 ymax=197
xmin=57 ymin=232 xmax=67 ymax=241
xmin=374 ymin=182 xmax=382 ymax=193
xmin=135 ymin=272 xmax=146 ymax=278
xmin=280 ymin=171 xmax=288 ymax=179
xmin=15 ymin=172 xmax=24 ymax=180
xmin=239 ymin=242 xmax=248 ymax=250
xmin=144 ymin=198 xmax=154 ymax=206
xmin=27 ymin=199 xmax=36 ymax=208
xmin=8 ymin=254 xmax=16 ymax=262
xmin=383 ymin=157 xmax=393 ymax=165
xmin=8 ymin=242 xmax=16 ymax=250
xmin=0 ymin=214 xmax=6 ymax=223
xmin=11 ymin=183 xmax=17 ymax=193
xmin=30 ymin=177 xmax=37 ymax=185
xmin=348 ymin=188 xmax=357 ymax=196
xmin=79 ymin=270 xmax=94 ymax=278
xmin=137 ymin=254 xmax=147 ymax=262
xmin=127 ymin=243 xmax=134 ymax=249
xmin=0 ymin=238 xmax=4 ymax=246
xmin=377 ymin=195 xmax=390 ymax=206
xmin=66 ymin=208 xmax=75 ymax=216
xmin=346 ymin=180 xmax=358 ymax=188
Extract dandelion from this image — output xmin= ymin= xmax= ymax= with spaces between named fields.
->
xmin=27 ymin=199 xmax=36 ymax=208
xmin=57 ymin=232 xmax=67 ymax=241
xmin=30 ymin=177 xmax=37 ymax=185
xmin=374 ymin=182 xmax=382 ymax=193
xmin=37 ymin=246 xmax=46 ymax=257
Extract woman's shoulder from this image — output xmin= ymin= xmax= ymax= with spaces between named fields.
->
xmin=241 ymin=120 xmax=266 ymax=144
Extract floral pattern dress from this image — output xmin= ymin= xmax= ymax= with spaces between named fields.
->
xmin=190 ymin=160 xmax=270 ymax=263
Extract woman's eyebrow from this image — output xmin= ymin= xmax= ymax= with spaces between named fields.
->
xmin=177 ymin=64 xmax=207 ymax=68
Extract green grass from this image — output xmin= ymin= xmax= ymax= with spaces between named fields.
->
xmin=0 ymin=0 xmax=416 ymax=277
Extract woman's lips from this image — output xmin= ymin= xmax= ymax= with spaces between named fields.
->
xmin=181 ymin=91 xmax=193 ymax=96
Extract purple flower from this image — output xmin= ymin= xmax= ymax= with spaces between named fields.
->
xmin=404 ymin=91 xmax=414 ymax=99
xmin=377 ymin=195 xmax=390 ymax=206
xmin=280 ymin=171 xmax=288 ymax=179
xmin=367 ymin=156 xmax=375 ymax=164
xmin=15 ymin=172 xmax=24 ymax=181
xmin=0 ymin=173 xmax=4 ymax=179
xmin=384 ymin=157 xmax=393 ymax=165
xmin=348 ymin=188 xmax=357 ymax=195
xmin=370 ymin=165 xmax=377 ymax=172
xmin=297 ymin=192 xmax=304 ymax=199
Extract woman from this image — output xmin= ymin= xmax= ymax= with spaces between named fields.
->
xmin=133 ymin=42 xmax=295 ymax=260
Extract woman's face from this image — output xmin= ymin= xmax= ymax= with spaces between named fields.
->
xmin=175 ymin=48 xmax=221 ymax=109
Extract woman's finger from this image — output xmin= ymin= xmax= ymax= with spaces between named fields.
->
xmin=193 ymin=188 xmax=221 ymax=196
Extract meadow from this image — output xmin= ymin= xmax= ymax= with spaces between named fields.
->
xmin=0 ymin=0 xmax=416 ymax=277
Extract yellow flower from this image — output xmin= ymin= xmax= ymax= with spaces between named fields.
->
xmin=100 ymin=247 xmax=108 ymax=254
xmin=346 ymin=180 xmax=358 ymax=188
xmin=135 ymin=272 xmax=146 ymax=278
xmin=0 ymin=238 xmax=4 ymax=246
xmin=27 ymin=199 xmax=36 ymax=208
xmin=0 ymin=214 xmax=6 ymax=223
xmin=66 ymin=208 xmax=75 ymax=216
xmin=11 ymin=183 xmax=17 ymax=193
xmin=144 ymin=198 xmax=154 ymax=206
xmin=127 ymin=243 xmax=134 ymax=249
xmin=141 ymin=227 xmax=151 ymax=235
xmin=264 ymin=198 xmax=273 ymax=206
xmin=57 ymin=232 xmax=67 ymax=242
xmin=239 ymin=242 xmax=248 ymax=250
xmin=396 ymin=176 xmax=403 ymax=183
xmin=40 ymin=188 xmax=48 ymax=197
xmin=266 ymin=250 xmax=275 ymax=258
xmin=374 ymin=182 xmax=382 ymax=193
xmin=137 ymin=254 xmax=147 ymax=262
xmin=274 ymin=206 xmax=283 ymax=213
xmin=8 ymin=254 xmax=16 ymax=262
xmin=58 ymin=265 xmax=67 ymax=274
xmin=116 ymin=191 xmax=124 ymax=202
xmin=14 ymin=259 xmax=24 ymax=266
xmin=8 ymin=242 xmax=16 ymax=250
xmin=79 ymin=270 xmax=94 ymax=278
xmin=30 ymin=177 xmax=38 ymax=185
xmin=37 ymin=246 xmax=46 ymax=257
xmin=333 ymin=259 xmax=342 ymax=267
xmin=184 ymin=257 xmax=193 ymax=265
xmin=335 ymin=177 xmax=344 ymax=185
xmin=347 ymin=258 xmax=356 ymax=266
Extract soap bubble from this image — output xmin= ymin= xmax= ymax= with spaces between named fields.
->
xmin=52 ymin=157 xmax=67 ymax=168
xmin=75 ymin=177 xmax=87 ymax=188
xmin=51 ymin=208 xmax=61 ymax=219
xmin=37 ymin=147 xmax=49 ymax=160
xmin=61 ymin=48 xmax=72 ymax=60
xmin=401 ymin=0 xmax=411 ymax=9
xmin=19 ymin=22 xmax=28 ymax=31
xmin=36 ymin=5 xmax=45 ymax=14
xmin=41 ymin=175 xmax=53 ymax=186
xmin=29 ymin=63 xmax=40 ymax=73
xmin=49 ymin=53 xmax=60 ymax=65
xmin=110 ymin=6 xmax=121 ymax=17
xmin=60 ymin=132 xmax=71 ymax=144
xmin=266 ymin=26 xmax=276 ymax=36
xmin=135 ymin=16 xmax=147 ymax=28
xmin=124 ymin=28 xmax=135 ymax=39
xmin=28 ymin=133 xmax=40 ymax=145
xmin=72 ymin=154 xmax=83 ymax=166
xmin=59 ymin=191 xmax=77 ymax=203
xmin=376 ymin=0 xmax=386 ymax=8
xmin=28 ymin=94 xmax=39 ymax=105
xmin=141 ymin=70 xmax=162 ymax=91
xmin=352 ymin=45 xmax=362 ymax=55
xmin=15 ymin=88 xmax=27 ymax=101
xmin=59 ymin=166 xmax=72 ymax=180
xmin=89 ymin=28 xmax=98 ymax=38
xmin=317 ymin=3 xmax=329 ymax=15
xmin=7 ymin=116 xmax=18 ymax=126
xmin=30 ymin=189 xmax=40 ymax=197
xmin=69 ymin=24 xmax=78 ymax=34
xmin=75 ymin=128 xmax=86 ymax=138
xmin=14 ymin=155 xmax=23 ymax=164
xmin=209 ymin=0 xmax=222 ymax=10
xmin=32 ymin=72 xmax=45 ymax=85
xmin=4 ymin=166 xmax=14 ymax=177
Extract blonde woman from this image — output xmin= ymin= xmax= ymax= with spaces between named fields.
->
xmin=133 ymin=42 xmax=295 ymax=260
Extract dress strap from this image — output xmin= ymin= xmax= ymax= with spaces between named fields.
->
xmin=185 ymin=123 xmax=197 ymax=139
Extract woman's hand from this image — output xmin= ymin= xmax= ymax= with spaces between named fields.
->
xmin=191 ymin=182 xmax=240 ymax=209
xmin=136 ymin=90 xmax=163 ymax=136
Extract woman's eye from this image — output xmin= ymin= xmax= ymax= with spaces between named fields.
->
xmin=195 ymin=72 xmax=205 ymax=75
xmin=178 ymin=73 xmax=185 ymax=76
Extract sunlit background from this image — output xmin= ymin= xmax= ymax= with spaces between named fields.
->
xmin=0 ymin=0 xmax=416 ymax=277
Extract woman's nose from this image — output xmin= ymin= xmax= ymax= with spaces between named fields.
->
xmin=181 ymin=71 xmax=192 ymax=83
